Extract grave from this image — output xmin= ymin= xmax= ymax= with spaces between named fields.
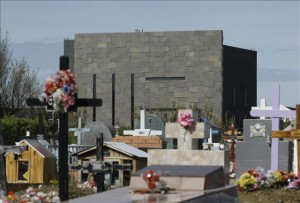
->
xmin=114 ymin=110 xmax=164 ymax=151
xmin=135 ymin=112 xmax=165 ymax=139
xmin=250 ymin=84 xmax=296 ymax=170
xmin=123 ymin=110 xmax=163 ymax=136
xmin=148 ymin=109 xmax=230 ymax=179
xmin=236 ymin=119 xmax=292 ymax=178
xmin=272 ymin=104 xmax=300 ymax=173
xmin=69 ymin=165 xmax=239 ymax=203
xmin=26 ymin=56 xmax=102 ymax=201
xmin=69 ymin=117 xmax=91 ymax=145
xmin=81 ymin=122 xmax=113 ymax=145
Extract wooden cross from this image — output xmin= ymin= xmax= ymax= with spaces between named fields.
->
xmin=26 ymin=56 xmax=102 ymax=201
xmin=165 ymin=109 xmax=209 ymax=150
xmin=272 ymin=104 xmax=300 ymax=173
xmin=223 ymin=123 xmax=242 ymax=162
xmin=250 ymin=84 xmax=296 ymax=170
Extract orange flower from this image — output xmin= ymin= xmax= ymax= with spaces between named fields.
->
xmin=247 ymin=169 xmax=254 ymax=175
xmin=288 ymin=172 xmax=295 ymax=179
xmin=282 ymin=174 xmax=288 ymax=182
xmin=252 ymin=172 xmax=259 ymax=177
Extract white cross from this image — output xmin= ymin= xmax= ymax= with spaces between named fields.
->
xmin=123 ymin=110 xmax=162 ymax=136
xmin=69 ymin=117 xmax=91 ymax=145
xmin=165 ymin=109 xmax=209 ymax=150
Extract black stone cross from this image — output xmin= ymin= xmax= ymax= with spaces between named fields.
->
xmin=26 ymin=56 xmax=102 ymax=201
xmin=94 ymin=133 xmax=105 ymax=193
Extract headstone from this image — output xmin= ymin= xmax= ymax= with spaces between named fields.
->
xmin=148 ymin=109 xmax=230 ymax=181
xmin=69 ymin=117 xmax=91 ymax=145
xmin=165 ymin=109 xmax=209 ymax=150
xmin=250 ymin=84 xmax=296 ymax=170
xmin=236 ymin=119 xmax=292 ymax=178
xmin=81 ymin=122 xmax=113 ymax=145
xmin=135 ymin=113 xmax=165 ymax=138
xmin=123 ymin=110 xmax=163 ymax=136
xmin=272 ymin=105 xmax=300 ymax=173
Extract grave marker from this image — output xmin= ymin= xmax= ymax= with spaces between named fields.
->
xmin=26 ymin=56 xmax=102 ymax=201
xmin=236 ymin=119 xmax=292 ymax=178
xmin=69 ymin=117 xmax=91 ymax=145
xmin=123 ymin=110 xmax=162 ymax=136
xmin=223 ymin=123 xmax=242 ymax=161
xmin=250 ymin=84 xmax=296 ymax=170
xmin=272 ymin=105 xmax=300 ymax=173
xmin=165 ymin=109 xmax=209 ymax=150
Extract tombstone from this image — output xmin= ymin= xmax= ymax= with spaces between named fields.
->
xmin=69 ymin=117 xmax=91 ymax=145
xmin=123 ymin=110 xmax=163 ymax=136
xmin=272 ymin=105 xmax=300 ymax=173
xmin=250 ymin=84 xmax=296 ymax=170
xmin=135 ymin=113 xmax=165 ymax=138
xmin=148 ymin=109 xmax=230 ymax=181
xmin=68 ymin=165 xmax=239 ymax=203
xmin=236 ymin=119 xmax=292 ymax=178
xmin=81 ymin=122 xmax=113 ymax=145
xmin=165 ymin=109 xmax=209 ymax=150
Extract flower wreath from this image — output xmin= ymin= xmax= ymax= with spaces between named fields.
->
xmin=43 ymin=69 xmax=77 ymax=112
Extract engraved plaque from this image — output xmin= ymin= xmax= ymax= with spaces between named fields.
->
xmin=250 ymin=123 xmax=266 ymax=137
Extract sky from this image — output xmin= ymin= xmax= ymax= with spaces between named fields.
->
xmin=1 ymin=1 xmax=299 ymax=107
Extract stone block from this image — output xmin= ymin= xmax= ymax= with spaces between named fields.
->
xmin=148 ymin=150 xmax=230 ymax=177
xmin=236 ymin=141 xmax=292 ymax=177
xmin=130 ymin=165 xmax=225 ymax=191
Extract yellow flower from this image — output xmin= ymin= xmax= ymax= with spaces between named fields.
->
xmin=274 ymin=171 xmax=282 ymax=182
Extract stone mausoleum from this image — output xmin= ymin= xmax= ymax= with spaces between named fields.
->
xmin=64 ymin=30 xmax=257 ymax=129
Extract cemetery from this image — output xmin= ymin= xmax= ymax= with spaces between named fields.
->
xmin=0 ymin=32 xmax=299 ymax=203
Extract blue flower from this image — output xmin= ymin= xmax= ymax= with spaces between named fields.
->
xmin=63 ymin=85 xmax=71 ymax=94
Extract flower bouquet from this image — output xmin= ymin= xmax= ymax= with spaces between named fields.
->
xmin=237 ymin=167 xmax=291 ymax=192
xmin=141 ymin=170 xmax=169 ymax=194
xmin=43 ymin=69 xmax=77 ymax=112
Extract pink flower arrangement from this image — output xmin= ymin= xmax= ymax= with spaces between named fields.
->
xmin=43 ymin=69 xmax=77 ymax=112
xmin=177 ymin=112 xmax=194 ymax=128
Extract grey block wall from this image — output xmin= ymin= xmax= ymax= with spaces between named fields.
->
xmin=73 ymin=31 xmax=224 ymax=127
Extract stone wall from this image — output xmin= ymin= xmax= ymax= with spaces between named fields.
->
xmin=73 ymin=30 xmax=224 ymax=127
